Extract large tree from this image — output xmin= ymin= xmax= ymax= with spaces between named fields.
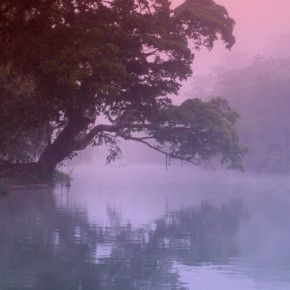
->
xmin=0 ymin=0 xmax=247 ymax=182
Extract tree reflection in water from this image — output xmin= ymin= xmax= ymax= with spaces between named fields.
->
xmin=0 ymin=190 xmax=247 ymax=289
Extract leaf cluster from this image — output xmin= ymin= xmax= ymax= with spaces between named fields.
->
xmin=138 ymin=97 xmax=247 ymax=169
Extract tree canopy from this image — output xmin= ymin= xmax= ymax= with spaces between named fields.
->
xmin=0 ymin=0 xmax=246 ymax=182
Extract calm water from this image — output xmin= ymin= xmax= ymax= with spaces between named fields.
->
xmin=1 ymin=165 xmax=290 ymax=289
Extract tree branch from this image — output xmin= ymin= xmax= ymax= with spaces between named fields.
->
xmin=71 ymin=119 xmax=206 ymax=167
xmin=72 ymin=121 xmax=191 ymax=153
xmin=119 ymin=134 xmax=202 ymax=166
xmin=72 ymin=121 xmax=155 ymax=151
xmin=72 ymin=124 xmax=120 ymax=151
xmin=143 ymin=48 xmax=159 ymax=57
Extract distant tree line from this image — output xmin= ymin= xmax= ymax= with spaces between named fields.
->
xmin=188 ymin=56 xmax=290 ymax=173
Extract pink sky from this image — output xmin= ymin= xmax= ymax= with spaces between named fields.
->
xmin=172 ymin=0 xmax=290 ymax=73
xmin=216 ymin=0 xmax=290 ymax=52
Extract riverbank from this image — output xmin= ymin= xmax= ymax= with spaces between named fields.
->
xmin=0 ymin=169 xmax=71 ymax=194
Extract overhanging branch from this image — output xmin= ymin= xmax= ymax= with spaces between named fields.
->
xmin=119 ymin=134 xmax=202 ymax=166
xmin=72 ymin=121 xmax=202 ymax=166
xmin=73 ymin=122 xmax=159 ymax=151
xmin=72 ymin=124 xmax=120 ymax=151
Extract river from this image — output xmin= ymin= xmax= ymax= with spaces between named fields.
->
xmin=1 ymin=164 xmax=290 ymax=289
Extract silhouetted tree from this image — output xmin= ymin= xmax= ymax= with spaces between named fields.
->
xmin=0 ymin=0 xmax=246 ymax=182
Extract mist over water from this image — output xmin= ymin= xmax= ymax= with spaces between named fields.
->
xmin=1 ymin=1 xmax=290 ymax=289
xmin=2 ymin=164 xmax=290 ymax=289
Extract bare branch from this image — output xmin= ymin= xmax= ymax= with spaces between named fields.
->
xmin=143 ymin=1 xmax=153 ymax=15
xmin=72 ymin=122 xmax=156 ymax=152
xmin=72 ymin=120 xmax=194 ymax=151
xmin=144 ymin=48 xmax=159 ymax=57
xmin=136 ymin=136 xmax=155 ymax=140
xmin=120 ymin=134 xmax=202 ymax=166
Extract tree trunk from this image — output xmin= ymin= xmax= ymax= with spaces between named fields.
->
xmin=36 ymin=116 xmax=91 ymax=182
xmin=26 ymin=111 xmax=92 ymax=182
xmin=1 ymin=117 xmax=117 ymax=184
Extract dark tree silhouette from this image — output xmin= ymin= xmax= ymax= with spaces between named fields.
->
xmin=0 ymin=0 xmax=246 ymax=182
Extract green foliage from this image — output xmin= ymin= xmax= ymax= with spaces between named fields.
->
xmin=0 ymin=0 xmax=245 ymax=173
xmin=174 ymin=0 xmax=235 ymax=50
xmin=0 ymin=65 xmax=50 ymax=162
xmin=148 ymin=97 xmax=247 ymax=169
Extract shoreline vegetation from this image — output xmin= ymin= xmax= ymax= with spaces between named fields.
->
xmin=0 ymin=169 xmax=71 ymax=194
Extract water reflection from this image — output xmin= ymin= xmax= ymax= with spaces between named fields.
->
xmin=0 ymin=188 xmax=247 ymax=289
xmin=0 ymin=190 xmax=98 ymax=289
xmin=154 ymin=200 xmax=246 ymax=266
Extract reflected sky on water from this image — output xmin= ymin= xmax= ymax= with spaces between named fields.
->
xmin=1 ymin=165 xmax=290 ymax=289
